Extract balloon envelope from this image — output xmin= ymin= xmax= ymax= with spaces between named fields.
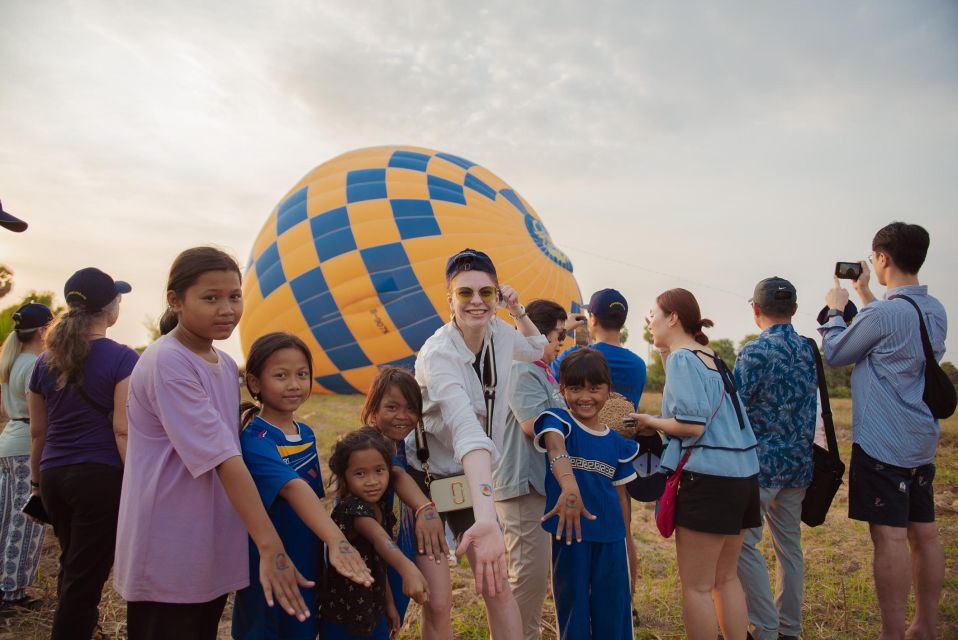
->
xmin=241 ymin=146 xmax=582 ymax=393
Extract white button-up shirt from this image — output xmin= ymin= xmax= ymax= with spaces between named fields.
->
xmin=405 ymin=317 xmax=547 ymax=477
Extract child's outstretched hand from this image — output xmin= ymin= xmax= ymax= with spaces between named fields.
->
xmin=414 ymin=502 xmax=449 ymax=563
xmin=328 ymin=538 xmax=375 ymax=587
xmin=259 ymin=549 xmax=314 ymax=621
xmin=386 ymin=601 xmax=401 ymax=639
xmin=542 ymin=482 xmax=596 ymax=545
xmin=401 ymin=564 xmax=430 ymax=605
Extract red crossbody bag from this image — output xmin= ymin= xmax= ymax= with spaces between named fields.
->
xmin=655 ymin=389 xmax=727 ymax=538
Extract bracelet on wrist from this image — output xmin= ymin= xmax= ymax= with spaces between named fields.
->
xmin=549 ymin=452 xmax=570 ymax=470
xmin=30 ymin=480 xmax=40 ymax=488
xmin=414 ymin=501 xmax=436 ymax=519
xmin=509 ymin=304 xmax=527 ymax=320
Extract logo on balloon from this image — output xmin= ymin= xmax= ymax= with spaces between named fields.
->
xmin=524 ymin=216 xmax=573 ymax=272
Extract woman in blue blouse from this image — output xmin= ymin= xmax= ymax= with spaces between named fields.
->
xmin=631 ymin=288 xmax=760 ymax=640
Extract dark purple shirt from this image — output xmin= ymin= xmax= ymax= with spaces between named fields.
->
xmin=30 ymin=338 xmax=138 ymax=470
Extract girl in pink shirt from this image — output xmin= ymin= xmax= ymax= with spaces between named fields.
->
xmin=114 ymin=247 xmax=371 ymax=640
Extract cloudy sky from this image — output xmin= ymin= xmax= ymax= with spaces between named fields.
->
xmin=2 ymin=0 xmax=957 ymax=363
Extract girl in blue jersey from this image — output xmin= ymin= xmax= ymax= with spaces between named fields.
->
xmin=361 ymin=367 xmax=448 ymax=630
xmin=321 ymin=427 xmax=430 ymax=639
xmin=232 ymin=332 xmax=373 ymax=640
xmin=533 ymin=348 xmax=640 ymax=640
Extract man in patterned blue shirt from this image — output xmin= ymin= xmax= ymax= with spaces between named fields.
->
xmin=734 ymin=276 xmax=817 ymax=640
xmin=820 ymin=222 xmax=946 ymax=640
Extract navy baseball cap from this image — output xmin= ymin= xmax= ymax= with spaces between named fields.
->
xmin=587 ymin=288 xmax=628 ymax=321
xmin=445 ymin=248 xmax=497 ymax=282
xmin=0 ymin=199 xmax=27 ymax=233
xmin=12 ymin=303 xmax=53 ymax=331
xmin=750 ymin=277 xmax=797 ymax=310
xmin=64 ymin=267 xmax=131 ymax=313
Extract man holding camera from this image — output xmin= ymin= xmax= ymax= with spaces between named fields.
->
xmin=820 ymin=222 xmax=946 ymax=640
xmin=734 ymin=277 xmax=817 ymax=640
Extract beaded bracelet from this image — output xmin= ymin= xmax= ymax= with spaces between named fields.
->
xmin=414 ymin=501 xmax=436 ymax=519
xmin=549 ymin=452 xmax=570 ymax=469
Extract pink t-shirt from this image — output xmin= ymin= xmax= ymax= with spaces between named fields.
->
xmin=114 ymin=335 xmax=247 ymax=603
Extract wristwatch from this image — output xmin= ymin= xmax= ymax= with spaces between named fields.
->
xmin=509 ymin=304 xmax=527 ymax=320
xmin=826 ymin=308 xmax=842 ymax=319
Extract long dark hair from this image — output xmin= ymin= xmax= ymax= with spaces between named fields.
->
xmin=327 ymin=426 xmax=393 ymax=499
xmin=361 ymin=366 xmax=423 ymax=427
xmin=160 ymin=247 xmax=242 ymax=335
xmin=656 ymin=288 xmax=714 ymax=346
xmin=240 ymin=332 xmax=314 ymax=428
xmin=45 ymin=301 xmax=117 ymax=389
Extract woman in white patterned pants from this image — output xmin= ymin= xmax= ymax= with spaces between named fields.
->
xmin=0 ymin=303 xmax=51 ymax=608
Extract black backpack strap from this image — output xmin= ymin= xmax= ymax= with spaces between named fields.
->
xmin=804 ymin=337 xmax=840 ymax=461
xmin=889 ymin=295 xmax=937 ymax=365
xmin=692 ymin=349 xmax=747 ymax=430
xmin=72 ymin=382 xmax=114 ymax=422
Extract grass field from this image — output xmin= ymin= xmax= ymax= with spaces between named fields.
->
xmin=2 ymin=393 xmax=955 ymax=639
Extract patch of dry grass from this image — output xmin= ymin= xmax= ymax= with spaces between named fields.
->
xmin=3 ymin=394 xmax=956 ymax=639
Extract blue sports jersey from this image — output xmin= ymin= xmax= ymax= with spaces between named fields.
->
xmin=551 ymin=343 xmax=647 ymax=408
xmin=232 ymin=416 xmax=325 ymax=640
xmin=534 ymin=408 xmax=639 ymax=543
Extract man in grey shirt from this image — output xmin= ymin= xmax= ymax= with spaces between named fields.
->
xmin=493 ymin=299 xmax=567 ymax=640
xmin=820 ymin=222 xmax=947 ymax=640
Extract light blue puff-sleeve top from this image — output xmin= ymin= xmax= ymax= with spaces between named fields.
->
xmin=659 ymin=349 xmax=759 ymax=478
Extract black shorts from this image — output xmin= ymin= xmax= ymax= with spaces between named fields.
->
xmin=674 ymin=471 xmax=761 ymax=535
xmin=406 ymin=466 xmax=476 ymax=544
xmin=848 ymin=444 xmax=935 ymax=527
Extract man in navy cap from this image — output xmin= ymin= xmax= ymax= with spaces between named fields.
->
xmin=734 ymin=277 xmax=817 ymax=640
xmin=551 ymin=288 xmax=646 ymax=408
xmin=0 ymin=200 xmax=28 ymax=233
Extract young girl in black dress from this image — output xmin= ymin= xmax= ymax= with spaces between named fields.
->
xmin=321 ymin=427 xmax=429 ymax=639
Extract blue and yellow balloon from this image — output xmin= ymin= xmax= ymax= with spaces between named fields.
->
xmin=240 ymin=146 xmax=582 ymax=394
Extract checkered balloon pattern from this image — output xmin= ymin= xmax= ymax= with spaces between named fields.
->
xmin=240 ymin=146 xmax=582 ymax=394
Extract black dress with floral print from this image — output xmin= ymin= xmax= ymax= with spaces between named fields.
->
xmin=320 ymin=494 xmax=397 ymax=636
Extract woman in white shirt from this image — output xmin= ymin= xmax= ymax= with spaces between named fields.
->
xmin=405 ymin=248 xmax=546 ymax=639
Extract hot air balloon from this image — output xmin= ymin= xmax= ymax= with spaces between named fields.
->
xmin=240 ymin=146 xmax=581 ymax=393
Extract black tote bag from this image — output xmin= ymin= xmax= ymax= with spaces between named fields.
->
xmin=801 ymin=337 xmax=846 ymax=527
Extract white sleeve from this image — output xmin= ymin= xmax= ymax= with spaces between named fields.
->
xmin=419 ymin=348 xmax=495 ymax=464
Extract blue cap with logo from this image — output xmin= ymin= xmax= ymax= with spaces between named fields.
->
xmin=587 ymin=288 xmax=628 ymax=321
xmin=12 ymin=303 xmax=53 ymax=331
xmin=64 ymin=267 xmax=132 ymax=313
xmin=445 ymin=248 xmax=497 ymax=281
